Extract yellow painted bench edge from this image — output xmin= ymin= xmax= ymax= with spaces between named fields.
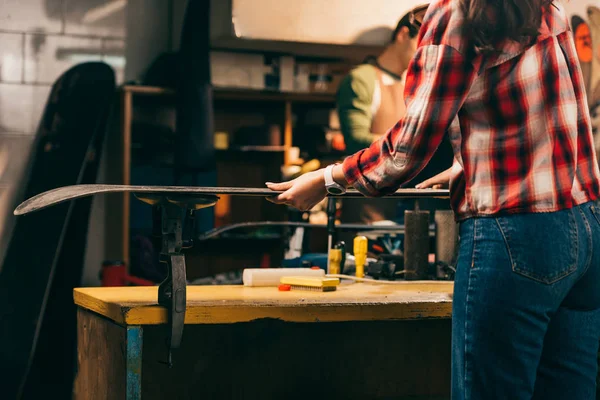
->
xmin=73 ymin=287 xmax=453 ymax=326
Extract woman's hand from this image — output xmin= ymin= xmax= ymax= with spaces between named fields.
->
xmin=266 ymin=165 xmax=349 ymax=211
xmin=266 ymin=169 xmax=329 ymax=211
xmin=415 ymin=167 xmax=452 ymax=189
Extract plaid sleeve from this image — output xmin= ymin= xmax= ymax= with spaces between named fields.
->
xmin=341 ymin=44 xmax=477 ymax=196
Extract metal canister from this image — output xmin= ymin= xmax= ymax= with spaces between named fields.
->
xmin=434 ymin=210 xmax=459 ymax=278
xmin=403 ymin=210 xmax=430 ymax=280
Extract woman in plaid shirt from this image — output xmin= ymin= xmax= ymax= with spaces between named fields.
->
xmin=268 ymin=0 xmax=600 ymax=398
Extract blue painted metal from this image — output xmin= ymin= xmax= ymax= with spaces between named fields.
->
xmin=126 ymin=326 xmax=143 ymax=400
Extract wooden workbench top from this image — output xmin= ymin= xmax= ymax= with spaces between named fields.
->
xmin=74 ymin=282 xmax=453 ymax=326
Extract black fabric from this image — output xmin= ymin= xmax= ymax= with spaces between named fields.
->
xmin=0 ymin=61 xmax=115 ymax=399
xmin=174 ymin=0 xmax=215 ymax=174
xmin=144 ymin=52 xmax=180 ymax=89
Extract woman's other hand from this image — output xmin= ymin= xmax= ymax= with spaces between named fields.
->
xmin=415 ymin=167 xmax=452 ymax=189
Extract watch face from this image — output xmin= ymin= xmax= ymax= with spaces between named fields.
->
xmin=328 ymin=186 xmax=344 ymax=195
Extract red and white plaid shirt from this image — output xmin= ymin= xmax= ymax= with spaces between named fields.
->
xmin=342 ymin=0 xmax=600 ymax=220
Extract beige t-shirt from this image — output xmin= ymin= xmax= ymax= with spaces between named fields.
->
xmin=336 ymin=64 xmax=407 ymax=154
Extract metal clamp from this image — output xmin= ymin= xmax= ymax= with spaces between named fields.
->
xmin=135 ymin=193 xmax=218 ymax=367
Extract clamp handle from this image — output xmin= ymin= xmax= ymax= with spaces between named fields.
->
xmin=151 ymin=194 xmax=218 ymax=366
xmin=158 ymin=254 xmax=187 ymax=367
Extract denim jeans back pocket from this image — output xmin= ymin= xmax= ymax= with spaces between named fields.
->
xmin=591 ymin=203 xmax=600 ymax=227
xmin=495 ymin=209 xmax=578 ymax=284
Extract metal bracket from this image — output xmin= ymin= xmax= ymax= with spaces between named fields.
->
xmin=135 ymin=193 xmax=218 ymax=367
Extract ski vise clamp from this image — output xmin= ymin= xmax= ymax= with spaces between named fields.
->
xmin=134 ymin=193 xmax=218 ymax=367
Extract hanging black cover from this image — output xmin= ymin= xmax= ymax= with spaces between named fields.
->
xmin=174 ymin=0 xmax=215 ymax=174
xmin=0 ymin=61 xmax=115 ymax=399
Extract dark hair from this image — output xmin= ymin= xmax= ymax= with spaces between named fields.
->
xmin=460 ymin=0 xmax=557 ymax=54
xmin=391 ymin=4 xmax=429 ymax=43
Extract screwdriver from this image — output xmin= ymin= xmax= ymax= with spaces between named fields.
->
xmin=354 ymin=235 xmax=368 ymax=279
xmin=329 ymin=248 xmax=342 ymax=275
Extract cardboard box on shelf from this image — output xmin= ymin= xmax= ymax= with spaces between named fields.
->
xmin=296 ymin=62 xmax=352 ymax=95
xmin=210 ymin=51 xmax=268 ymax=90
xmin=210 ymin=51 xmax=351 ymax=95
xmin=280 ymin=56 xmax=295 ymax=92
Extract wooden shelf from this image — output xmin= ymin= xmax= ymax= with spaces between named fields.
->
xmin=214 ymin=88 xmax=336 ymax=104
xmin=215 ymin=147 xmax=286 ymax=162
xmin=110 ymin=82 xmax=333 ymax=268
xmin=121 ymin=85 xmax=174 ymax=96
xmin=211 ymin=36 xmax=384 ymax=64
xmin=219 ymin=146 xmax=286 ymax=152
xmin=121 ymin=85 xmax=336 ymax=104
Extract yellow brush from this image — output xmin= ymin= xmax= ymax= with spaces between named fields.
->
xmin=279 ymin=276 xmax=340 ymax=292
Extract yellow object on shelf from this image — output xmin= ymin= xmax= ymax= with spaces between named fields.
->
xmin=280 ymin=276 xmax=340 ymax=292
xmin=299 ymin=158 xmax=321 ymax=173
xmin=214 ymin=131 xmax=229 ymax=149
xmin=354 ymin=236 xmax=368 ymax=279
xmin=329 ymin=248 xmax=342 ymax=275
xmin=285 ymin=158 xmax=321 ymax=178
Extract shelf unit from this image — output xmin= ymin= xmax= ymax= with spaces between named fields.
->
xmin=105 ymin=84 xmax=337 ymax=269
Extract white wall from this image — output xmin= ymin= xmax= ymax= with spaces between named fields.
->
xmin=563 ymin=1 xmax=597 ymax=17
xmin=229 ymin=0 xmax=428 ymax=46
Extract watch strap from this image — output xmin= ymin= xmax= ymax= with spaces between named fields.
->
xmin=324 ymin=164 xmax=337 ymax=186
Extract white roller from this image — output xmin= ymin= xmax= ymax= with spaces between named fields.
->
xmin=243 ymin=268 xmax=324 ymax=287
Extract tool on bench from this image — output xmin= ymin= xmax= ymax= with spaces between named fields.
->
xmin=403 ymin=206 xmax=430 ymax=280
xmin=280 ymin=276 xmax=340 ymax=292
xmin=434 ymin=210 xmax=459 ymax=278
xmin=328 ymin=241 xmax=346 ymax=275
xmin=354 ymin=236 xmax=368 ymax=279
xmin=367 ymin=260 xmax=397 ymax=280
xmin=243 ymin=267 xmax=324 ymax=287
xmin=335 ymin=241 xmax=346 ymax=267
xmin=328 ymin=248 xmax=343 ymax=275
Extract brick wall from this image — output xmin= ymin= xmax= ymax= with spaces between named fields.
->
xmin=0 ymin=0 xmax=179 ymax=284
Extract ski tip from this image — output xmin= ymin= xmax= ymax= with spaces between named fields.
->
xmin=13 ymin=198 xmax=42 ymax=215
xmin=13 ymin=204 xmax=27 ymax=215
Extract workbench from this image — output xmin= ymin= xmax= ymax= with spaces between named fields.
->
xmin=73 ymin=281 xmax=454 ymax=400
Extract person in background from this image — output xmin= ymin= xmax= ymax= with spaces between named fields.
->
xmin=336 ymin=2 xmax=453 ymax=224
xmin=267 ymin=0 xmax=600 ymax=398
xmin=337 ymin=3 xmax=428 ymax=154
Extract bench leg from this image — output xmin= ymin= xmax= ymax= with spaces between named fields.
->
xmin=126 ymin=326 xmax=143 ymax=400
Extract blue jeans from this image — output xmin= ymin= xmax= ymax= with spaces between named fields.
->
xmin=452 ymin=201 xmax=600 ymax=399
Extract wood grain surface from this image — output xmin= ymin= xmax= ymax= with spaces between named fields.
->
xmin=73 ymin=308 xmax=126 ymax=399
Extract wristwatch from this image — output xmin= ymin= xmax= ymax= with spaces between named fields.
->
xmin=324 ymin=164 xmax=346 ymax=195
